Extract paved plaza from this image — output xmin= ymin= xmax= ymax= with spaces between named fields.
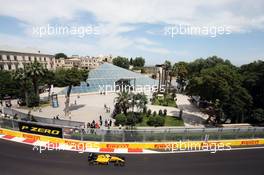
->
xmin=12 ymin=91 xmax=208 ymax=127
xmin=14 ymin=93 xmax=117 ymax=124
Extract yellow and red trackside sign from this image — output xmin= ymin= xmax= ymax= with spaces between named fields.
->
xmin=1 ymin=128 xmax=264 ymax=151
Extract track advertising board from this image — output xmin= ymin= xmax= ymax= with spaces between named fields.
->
xmin=18 ymin=122 xmax=63 ymax=138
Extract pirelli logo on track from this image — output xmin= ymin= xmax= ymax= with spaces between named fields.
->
xmin=18 ymin=122 xmax=63 ymax=138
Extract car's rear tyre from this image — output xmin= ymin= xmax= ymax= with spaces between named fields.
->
xmin=114 ymin=161 xmax=125 ymax=166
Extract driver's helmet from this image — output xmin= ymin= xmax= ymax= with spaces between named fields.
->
xmin=105 ymin=154 xmax=111 ymax=158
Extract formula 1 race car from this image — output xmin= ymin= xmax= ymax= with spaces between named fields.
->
xmin=88 ymin=153 xmax=125 ymax=166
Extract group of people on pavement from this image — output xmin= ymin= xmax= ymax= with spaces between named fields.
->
xmin=86 ymin=115 xmax=113 ymax=129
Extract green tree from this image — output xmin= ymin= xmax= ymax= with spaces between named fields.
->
xmin=114 ymin=113 xmax=127 ymax=126
xmin=251 ymin=108 xmax=264 ymax=123
xmin=42 ymin=69 xmax=55 ymax=101
xmin=173 ymin=61 xmax=188 ymax=92
xmin=188 ymin=56 xmax=233 ymax=77
xmin=132 ymin=57 xmax=145 ymax=67
xmin=26 ymin=61 xmax=45 ymax=105
xmin=240 ymin=60 xmax=264 ymax=109
xmin=55 ymin=53 xmax=67 ymax=59
xmin=54 ymin=68 xmax=88 ymax=117
xmin=134 ymin=93 xmax=148 ymax=112
xmin=163 ymin=60 xmax=172 ymax=92
xmin=114 ymin=91 xmax=132 ymax=115
xmin=12 ymin=69 xmax=30 ymax=106
xmin=129 ymin=58 xmax=133 ymax=65
xmin=0 ymin=70 xmax=19 ymax=99
xmin=187 ymin=64 xmax=252 ymax=123
xmin=112 ymin=56 xmax=130 ymax=69
xmin=147 ymin=115 xmax=165 ymax=127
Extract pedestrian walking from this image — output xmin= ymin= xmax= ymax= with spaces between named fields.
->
xmin=107 ymin=119 xmax=110 ymax=127
xmin=87 ymin=122 xmax=91 ymax=128
xmin=105 ymin=119 xmax=108 ymax=127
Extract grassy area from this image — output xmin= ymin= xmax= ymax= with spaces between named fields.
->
xmin=136 ymin=114 xmax=184 ymax=127
xmin=164 ymin=115 xmax=184 ymax=126
xmin=152 ymin=95 xmax=177 ymax=107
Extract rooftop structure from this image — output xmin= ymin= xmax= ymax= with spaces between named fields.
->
xmin=60 ymin=63 xmax=158 ymax=94
xmin=55 ymin=55 xmax=112 ymax=70
xmin=0 ymin=50 xmax=55 ymax=70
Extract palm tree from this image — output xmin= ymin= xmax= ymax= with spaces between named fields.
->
xmin=115 ymin=91 xmax=131 ymax=115
xmin=168 ymin=70 xmax=176 ymax=93
xmin=164 ymin=60 xmax=172 ymax=93
xmin=134 ymin=93 xmax=148 ymax=112
xmin=26 ymin=61 xmax=45 ymax=100
xmin=54 ymin=68 xmax=88 ymax=118
xmin=12 ymin=68 xmax=30 ymax=106
xmin=42 ymin=69 xmax=55 ymax=101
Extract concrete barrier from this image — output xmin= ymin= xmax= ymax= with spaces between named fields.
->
xmin=1 ymin=128 xmax=264 ymax=154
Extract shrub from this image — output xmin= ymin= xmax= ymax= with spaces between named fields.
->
xmin=114 ymin=114 xmax=127 ymax=126
xmin=28 ymin=93 xmax=40 ymax=107
xmin=127 ymin=112 xmax=143 ymax=125
xmin=126 ymin=114 xmax=136 ymax=126
xmin=143 ymin=107 xmax=147 ymax=114
xmin=163 ymin=109 xmax=167 ymax=116
xmin=147 ymin=109 xmax=152 ymax=117
xmin=112 ymin=103 xmax=122 ymax=118
xmin=134 ymin=112 xmax=143 ymax=123
xmin=158 ymin=109 xmax=163 ymax=116
xmin=147 ymin=116 xmax=165 ymax=127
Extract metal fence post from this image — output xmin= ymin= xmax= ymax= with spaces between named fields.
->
xmin=101 ymin=130 xmax=105 ymax=142
xmin=235 ymin=128 xmax=240 ymax=139
xmin=11 ymin=119 xmax=15 ymax=130
xmin=62 ymin=128 xmax=64 ymax=139
xmin=163 ymin=130 xmax=166 ymax=141
xmin=252 ymin=128 xmax=256 ymax=139
xmin=81 ymin=129 xmax=83 ymax=141
xmin=218 ymin=128 xmax=222 ymax=140
xmin=143 ymin=130 xmax=146 ymax=142
xmin=183 ymin=128 xmax=187 ymax=141
xmin=122 ymin=130 xmax=125 ymax=142
xmin=201 ymin=128 xmax=205 ymax=141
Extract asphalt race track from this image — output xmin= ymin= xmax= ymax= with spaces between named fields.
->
xmin=0 ymin=139 xmax=264 ymax=175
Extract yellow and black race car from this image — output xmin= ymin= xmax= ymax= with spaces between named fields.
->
xmin=88 ymin=153 xmax=125 ymax=166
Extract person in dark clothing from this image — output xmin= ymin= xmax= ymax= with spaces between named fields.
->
xmin=87 ymin=122 xmax=91 ymax=128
